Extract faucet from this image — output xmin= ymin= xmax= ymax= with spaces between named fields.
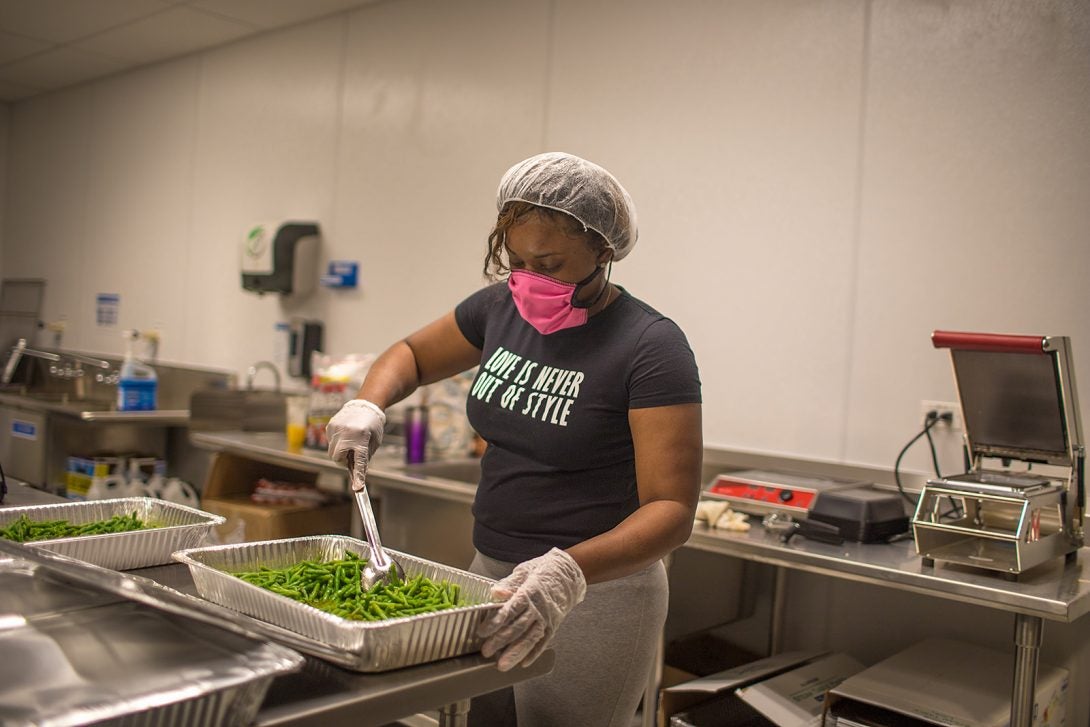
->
xmin=59 ymin=352 xmax=114 ymax=399
xmin=245 ymin=360 xmax=282 ymax=392
xmin=2 ymin=339 xmax=61 ymax=385
xmin=64 ymin=351 xmax=113 ymax=370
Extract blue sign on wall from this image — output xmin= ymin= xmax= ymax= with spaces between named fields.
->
xmin=96 ymin=293 xmax=120 ymax=326
xmin=320 ymin=261 xmax=359 ymax=289
xmin=12 ymin=420 xmax=37 ymax=440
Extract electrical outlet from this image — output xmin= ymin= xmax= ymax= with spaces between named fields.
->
xmin=920 ymin=400 xmax=962 ymax=430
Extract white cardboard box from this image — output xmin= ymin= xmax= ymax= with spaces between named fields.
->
xmin=735 ymin=652 xmax=865 ymax=727
xmin=660 ymin=651 xmax=829 ymax=727
xmin=824 ymin=638 xmax=1068 ymax=727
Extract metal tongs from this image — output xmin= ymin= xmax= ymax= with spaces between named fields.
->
xmin=347 ymin=449 xmax=405 ymax=590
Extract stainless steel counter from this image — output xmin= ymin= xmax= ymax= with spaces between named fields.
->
xmin=0 ymin=390 xmax=189 ymax=424
xmin=687 ymin=523 xmax=1090 ymax=623
xmin=189 ymin=431 xmax=479 ymax=505
xmin=187 ymin=430 xmax=1090 ymax=727
xmin=190 ymin=431 xmax=340 ymax=473
xmin=1 ymin=480 xmax=553 ymax=727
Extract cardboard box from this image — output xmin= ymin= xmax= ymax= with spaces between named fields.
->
xmin=201 ymin=451 xmax=352 ymax=542
xmin=736 ymin=652 xmax=864 ymax=726
xmin=823 ymin=638 xmax=1068 ymax=727
xmin=659 ymin=650 xmax=829 ymax=727
xmin=64 ymin=455 xmax=128 ymax=499
xmin=669 ymin=694 xmax=771 ymax=727
xmin=662 ymin=665 xmax=700 ymax=690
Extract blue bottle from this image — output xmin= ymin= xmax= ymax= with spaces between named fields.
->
xmin=117 ymin=331 xmax=158 ymax=411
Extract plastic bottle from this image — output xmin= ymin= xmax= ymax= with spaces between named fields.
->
xmin=117 ymin=330 xmax=158 ymax=411
xmin=405 ymin=405 xmax=429 ymax=464
xmin=304 ymin=378 xmax=347 ymax=449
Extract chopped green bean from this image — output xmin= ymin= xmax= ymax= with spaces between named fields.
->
xmin=232 ymin=551 xmax=466 ymax=622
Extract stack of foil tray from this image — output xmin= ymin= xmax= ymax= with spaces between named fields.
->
xmin=0 ymin=550 xmax=303 ymax=726
xmin=0 ymin=497 xmax=224 ymax=570
xmin=174 ymin=535 xmax=501 ymax=672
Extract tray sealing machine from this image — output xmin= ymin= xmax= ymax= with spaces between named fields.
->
xmin=912 ymin=331 xmax=1085 ymax=578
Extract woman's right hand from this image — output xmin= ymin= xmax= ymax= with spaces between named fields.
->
xmin=325 ymin=400 xmax=386 ymax=480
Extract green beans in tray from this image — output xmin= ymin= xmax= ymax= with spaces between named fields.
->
xmin=233 ymin=551 xmax=466 ymax=622
xmin=0 ymin=511 xmax=153 ymax=543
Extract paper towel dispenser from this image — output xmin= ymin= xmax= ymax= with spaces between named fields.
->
xmin=241 ymin=221 xmax=320 ymax=297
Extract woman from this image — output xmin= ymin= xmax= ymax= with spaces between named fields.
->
xmin=327 ymin=152 xmax=702 ymax=726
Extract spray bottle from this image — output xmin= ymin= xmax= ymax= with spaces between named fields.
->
xmin=117 ymin=330 xmax=158 ymax=411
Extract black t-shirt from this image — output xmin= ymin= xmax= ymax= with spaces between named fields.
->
xmin=454 ymin=282 xmax=702 ymax=562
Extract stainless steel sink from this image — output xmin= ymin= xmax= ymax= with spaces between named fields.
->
xmin=189 ymin=389 xmax=286 ymax=432
xmin=372 ymin=458 xmax=482 ymax=570
xmin=395 ymin=458 xmax=482 ymax=485
xmin=18 ymin=391 xmax=73 ymax=402
xmin=22 ymin=392 xmax=112 ymax=408
xmin=20 ymin=392 xmax=68 ymax=401
xmin=0 ymin=389 xmax=114 ymax=412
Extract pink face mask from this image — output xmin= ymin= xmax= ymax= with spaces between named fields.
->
xmin=508 ymin=266 xmax=606 ymax=335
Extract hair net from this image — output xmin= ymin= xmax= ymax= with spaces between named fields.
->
xmin=496 ymin=152 xmax=638 ymax=261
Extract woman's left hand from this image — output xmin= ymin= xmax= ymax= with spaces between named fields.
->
xmin=478 ymin=548 xmax=586 ymax=671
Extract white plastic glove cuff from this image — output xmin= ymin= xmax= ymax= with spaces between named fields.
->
xmin=341 ymin=398 xmax=386 ymax=431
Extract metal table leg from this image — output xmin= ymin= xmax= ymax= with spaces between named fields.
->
xmin=1010 ymin=613 xmax=1043 ymax=727
xmin=642 ymin=626 xmax=665 ymax=727
xmin=769 ymin=566 xmax=787 ymax=655
xmin=642 ymin=554 xmax=672 ymax=727
xmin=437 ymin=698 xmax=470 ymax=727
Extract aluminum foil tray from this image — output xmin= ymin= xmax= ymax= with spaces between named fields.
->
xmin=174 ymin=535 xmax=500 ymax=672
xmin=0 ymin=556 xmax=302 ymax=727
xmin=0 ymin=497 xmax=225 ymax=570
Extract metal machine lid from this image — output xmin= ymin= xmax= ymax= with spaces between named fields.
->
xmin=933 ymin=470 xmax=1060 ymax=497
xmin=932 ymin=330 xmax=1084 ymax=467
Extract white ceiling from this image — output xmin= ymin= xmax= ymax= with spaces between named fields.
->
xmin=0 ymin=0 xmax=379 ymax=103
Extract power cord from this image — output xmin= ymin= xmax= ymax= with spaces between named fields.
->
xmin=922 ymin=415 xmax=964 ymax=519
xmin=894 ymin=410 xmax=953 ymax=509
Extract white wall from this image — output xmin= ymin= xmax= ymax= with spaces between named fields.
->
xmin=3 ymin=0 xmax=1089 ymax=718
xmin=0 ymin=101 xmax=6 ymax=275
xmin=3 ymin=0 xmax=1089 ymax=475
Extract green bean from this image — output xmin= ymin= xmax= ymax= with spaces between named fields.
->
xmin=232 ymin=551 xmax=466 ymax=622
xmin=0 ymin=512 xmax=152 ymax=543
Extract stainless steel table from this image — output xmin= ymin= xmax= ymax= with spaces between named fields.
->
xmin=190 ymin=430 xmax=348 ymax=474
xmin=186 ymin=432 xmax=1090 ymax=725
xmin=133 ymin=562 xmax=553 ymax=727
xmin=2 ymin=480 xmax=553 ymax=727
xmin=685 ymin=522 xmax=1090 ymax=727
xmin=254 ymin=651 xmax=552 ymax=727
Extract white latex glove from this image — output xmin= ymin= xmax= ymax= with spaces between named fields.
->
xmin=325 ymin=400 xmax=386 ymax=489
xmin=478 ymin=547 xmax=586 ymax=671
xmin=715 ymin=509 xmax=751 ymax=532
xmin=694 ymin=499 xmax=729 ymax=525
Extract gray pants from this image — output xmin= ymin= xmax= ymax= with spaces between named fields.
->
xmin=468 ymin=551 xmax=668 ymax=727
